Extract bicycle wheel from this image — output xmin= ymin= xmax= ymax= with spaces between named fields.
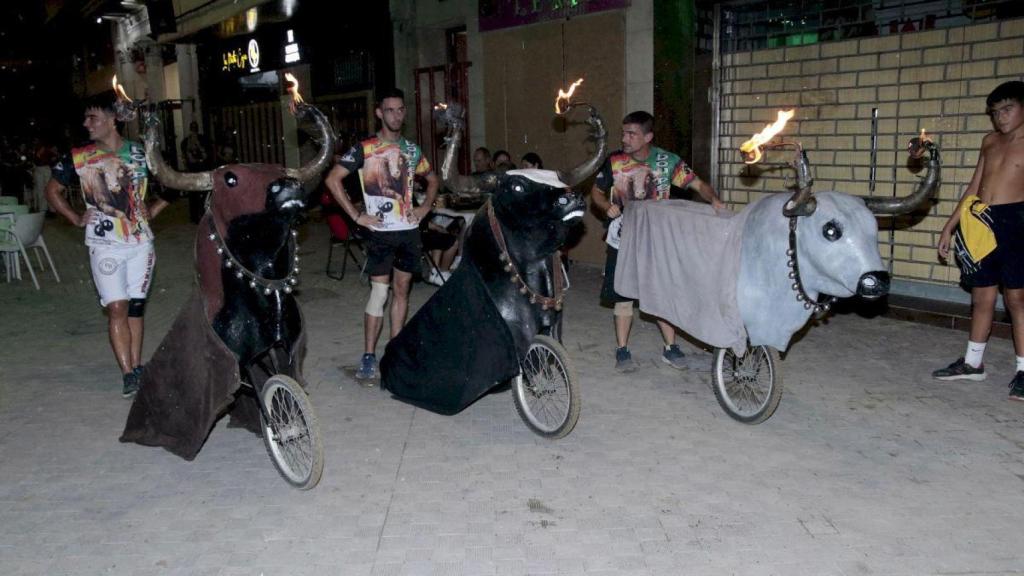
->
xmin=513 ymin=335 xmax=580 ymax=439
xmin=259 ymin=375 xmax=324 ymax=489
xmin=712 ymin=344 xmax=782 ymax=424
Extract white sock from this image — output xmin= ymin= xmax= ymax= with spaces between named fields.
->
xmin=964 ymin=341 xmax=986 ymax=368
xmin=1016 ymin=356 xmax=1024 ymax=373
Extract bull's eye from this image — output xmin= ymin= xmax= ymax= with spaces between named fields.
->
xmin=513 ymin=184 xmax=523 ymax=193
xmin=822 ymin=220 xmax=842 ymax=242
xmin=558 ymin=196 xmax=568 ymax=205
xmin=224 ymin=171 xmax=238 ymax=187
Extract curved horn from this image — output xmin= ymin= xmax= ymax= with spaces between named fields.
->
xmin=144 ymin=113 xmax=212 ymax=191
xmin=863 ymin=139 xmax=941 ymax=215
xmin=435 ymin=102 xmax=500 ymax=197
xmin=782 ymin=149 xmax=816 ymax=217
xmin=285 ymin=103 xmax=336 ymax=183
xmin=556 ymin=104 xmax=608 ymax=187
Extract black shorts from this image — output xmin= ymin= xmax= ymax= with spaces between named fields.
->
xmin=962 ymin=201 xmax=1024 ymax=290
xmin=364 ymin=229 xmax=422 ymax=277
xmin=600 ymin=246 xmax=633 ymax=305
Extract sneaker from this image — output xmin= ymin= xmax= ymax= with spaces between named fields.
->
xmin=662 ymin=344 xmax=688 ymax=370
xmin=132 ymin=365 xmax=144 ymax=379
xmin=932 ymin=357 xmax=986 ymax=381
xmin=615 ymin=346 xmax=638 ymax=373
xmin=426 ymin=269 xmax=449 ymax=286
xmin=355 ymin=353 xmax=378 ymax=380
xmin=122 ymin=371 xmax=140 ymax=398
xmin=1009 ymin=372 xmax=1024 ymax=401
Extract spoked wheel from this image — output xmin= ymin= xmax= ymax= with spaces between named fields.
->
xmin=712 ymin=344 xmax=782 ymax=424
xmin=259 ymin=375 xmax=324 ymax=489
xmin=513 ymin=335 xmax=580 ymax=439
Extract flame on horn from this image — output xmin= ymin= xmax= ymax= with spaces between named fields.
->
xmin=555 ymin=78 xmax=584 ymax=114
xmin=112 ymin=75 xmax=132 ymax=103
xmin=740 ymin=109 xmax=795 ymax=164
xmin=284 ymin=72 xmax=304 ymax=106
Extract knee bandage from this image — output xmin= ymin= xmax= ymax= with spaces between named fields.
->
xmin=613 ymin=301 xmax=634 ymax=317
xmin=128 ymin=298 xmax=147 ymax=318
xmin=365 ymin=282 xmax=389 ymax=317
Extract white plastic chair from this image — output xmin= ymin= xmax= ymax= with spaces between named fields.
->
xmin=0 ymin=216 xmax=38 ymax=289
xmin=17 ymin=212 xmax=59 ymax=283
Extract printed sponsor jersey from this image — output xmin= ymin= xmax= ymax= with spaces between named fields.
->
xmin=337 ymin=135 xmax=432 ymax=232
xmin=53 ymin=141 xmax=152 ymax=246
xmin=593 ymin=147 xmax=697 ymax=249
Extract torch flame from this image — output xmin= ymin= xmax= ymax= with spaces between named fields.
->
xmin=434 ymin=102 xmax=448 ymax=111
xmin=739 ymin=109 xmax=795 ymax=164
xmin=112 ymin=75 xmax=132 ymax=103
xmin=284 ymin=73 xmax=304 ymax=106
xmin=919 ymin=128 xmax=931 ymax=144
xmin=555 ymin=78 xmax=585 ymax=114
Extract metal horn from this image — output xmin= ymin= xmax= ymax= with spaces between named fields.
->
xmin=435 ymin=102 xmax=499 ymax=197
xmin=556 ymin=103 xmax=608 ymax=187
xmin=144 ymin=111 xmax=212 ymax=192
xmin=782 ymin=148 xmax=816 ymax=217
xmin=284 ymin=103 xmax=336 ymax=183
xmin=863 ymin=138 xmax=941 ymax=215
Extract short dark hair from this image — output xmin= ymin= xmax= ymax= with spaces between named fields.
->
xmin=474 ymin=146 xmax=490 ymax=156
xmin=492 ymin=149 xmax=511 ymax=162
xmin=376 ymin=88 xmax=405 ymax=107
xmin=521 ymin=152 xmax=543 ymax=169
xmin=83 ymin=90 xmax=118 ymax=115
xmin=987 ymin=81 xmax=1024 ymax=109
xmin=622 ymin=110 xmax=654 ymax=134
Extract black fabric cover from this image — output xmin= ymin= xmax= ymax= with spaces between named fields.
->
xmin=381 ymin=262 xmax=521 ymax=415
xmin=119 ymin=291 xmax=244 ymax=460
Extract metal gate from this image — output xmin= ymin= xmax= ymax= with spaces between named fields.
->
xmin=209 ymin=102 xmax=285 ymax=165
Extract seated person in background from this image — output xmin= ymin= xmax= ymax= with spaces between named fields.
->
xmin=492 ymin=149 xmax=512 ymax=167
xmin=472 ymin=147 xmax=493 ymax=175
xmin=520 ymin=152 xmax=543 ymax=169
xmin=420 ymin=201 xmax=464 ymax=286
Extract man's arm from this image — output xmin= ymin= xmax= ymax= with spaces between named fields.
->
xmin=44 ymin=178 xmax=86 ymax=227
xmin=938 ymin=144 xmax=986 ymax=261
xmin=590 ymin=184 xmax=620 ymax=219
xmin=688 ymin=177 xmax=725 ymax=211
xmin=413 ymin=172 xmax=440 ymax=222
xmin=324 ymin=163 xmax=380 ymax=228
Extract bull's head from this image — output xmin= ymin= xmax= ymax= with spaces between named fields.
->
xmin=491 ymin=169 xmax=585 ymax=258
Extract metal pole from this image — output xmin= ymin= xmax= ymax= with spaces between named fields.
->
xmin=869 ymin=107 xmax=878 ymax=192
xmin=710 ymin=4 xmax=722 ymax=194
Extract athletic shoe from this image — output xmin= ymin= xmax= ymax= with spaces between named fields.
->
xmin=662 ymin=344 xmax=688 ymax=370
xmin=426 ymin=269 xmax=450 ymax=286
xmin=122 ymin=371 xmax=140 ymax=398
xmin=615 ymin=346 xmax=637 ymax=373
xmin=1009 ymin=372 xmax=1024 ymax=401
xmin=355 ymin=353 xmax=377 ymax=380
xmin=931 ymin=357 xmax=986 ymax=381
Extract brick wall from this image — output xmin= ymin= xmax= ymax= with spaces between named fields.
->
xmin=718 ymin=19 xmax=1024 ymax=290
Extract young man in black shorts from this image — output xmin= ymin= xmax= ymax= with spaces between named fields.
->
xmin=324 ymin=88 xmax=440 ymax=380
xmin=934 ymin=81 xmax=1024 ymax=400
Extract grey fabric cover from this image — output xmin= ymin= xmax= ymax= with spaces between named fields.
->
xmin=614 ymin=199 xmax=749 ymax=355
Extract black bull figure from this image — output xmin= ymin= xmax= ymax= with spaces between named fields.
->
xmin=381 ymin=171 xmax=587 ymax=414
xmin=120 ymin=104 xmax=334 ymax=460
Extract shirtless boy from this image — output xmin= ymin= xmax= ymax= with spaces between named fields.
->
xmin=934 ymin=80 xmax=1024 ymax=401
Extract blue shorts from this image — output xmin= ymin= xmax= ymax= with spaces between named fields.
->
xmin=961 ymin=201 xmax=1024 ymax=290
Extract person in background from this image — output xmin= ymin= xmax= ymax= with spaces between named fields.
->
xmin=520 ymin=152 xmax=543 ymax=170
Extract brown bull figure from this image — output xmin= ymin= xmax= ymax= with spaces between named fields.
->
xmin=120 ymin=103 xmax=334 ymax=461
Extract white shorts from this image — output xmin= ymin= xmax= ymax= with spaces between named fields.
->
xmin=89 ymin=242 xmax=155 ymax=307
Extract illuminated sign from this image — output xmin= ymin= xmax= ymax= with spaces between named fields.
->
xmin=284 ymin=29 xmax=301 ymax=64
xmin=248 ymin=39 xmax=261 ymax=71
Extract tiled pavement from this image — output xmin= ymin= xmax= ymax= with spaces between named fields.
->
xmin=2 ymin=203 xmax=1024 ymax=576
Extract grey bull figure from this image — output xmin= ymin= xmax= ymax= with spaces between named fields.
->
xmin=616 ymin=136 xmax=940 ymax=354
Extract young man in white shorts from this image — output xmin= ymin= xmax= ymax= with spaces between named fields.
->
xmin=46 ymin=91 xmax=169 ymax=398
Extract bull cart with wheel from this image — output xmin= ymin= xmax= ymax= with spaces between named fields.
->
xmin=615 ymin=126 xmax=941 ymax=424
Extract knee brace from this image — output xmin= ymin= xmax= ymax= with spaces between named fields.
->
xmin=613 ymin=301 xmax=634 ymax=317
xmin=128 ymin=298 xmax=147 ymax=318
xmin=365 ymin=282 xmax=389 ymax=317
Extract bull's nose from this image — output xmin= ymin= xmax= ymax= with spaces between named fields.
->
xmin=857 ymin=271 xmax=890 ymax=300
